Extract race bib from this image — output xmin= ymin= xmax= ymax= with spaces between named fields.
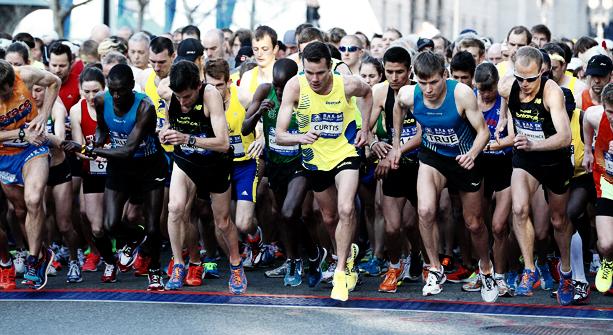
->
xmin=570 ymin=145 xmax=575 ymax=167
xmin=180 ymin=133 xmax=211 ymax=156
xmin=515 ymin=120 xmax=545 ymax=142
xmin=89 ymin=160 xmax=107 ymax=175
xmin=110 ymin=131 xmax=128 ymax=148
xmin=230 ymin=135 xmax=244 ymax=157
xmin=424 ymin=127 xmax=459 ymax=147
xmin=268 ymin=127 xmax=299 ymax=156
xmin=605 ymin=152 xmax=613 ymax=176
xmin=311 ymin=112 xmax=343 ymax=139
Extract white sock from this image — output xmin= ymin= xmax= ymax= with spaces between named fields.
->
xmin=0 ymin=258 xmax=12 ymax=267
xmin=571 ymin=232 xmax=587 ymax=283
xmin=390 ymin=261 xmax=401 ymax=269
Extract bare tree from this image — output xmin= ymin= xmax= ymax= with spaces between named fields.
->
xmin=49 ymin=0 xmax=95 ymax=38
xmin=182 ymin=0 xmax=215 ymax=27
xmin=135 ymin=0 xmax=148 ymax=32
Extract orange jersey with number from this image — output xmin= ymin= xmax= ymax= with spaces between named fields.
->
xmin=0 ymin=74 xmax=39 ymax=155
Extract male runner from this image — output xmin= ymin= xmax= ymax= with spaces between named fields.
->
xmin=542 ymin=43 xmax=587 ymax=109
xmin=391 ymin=51 xmax=498 ymax=302
xmin=498 ymin=46 xmax=575 ymax=305
xmin=238 ymin=25 xmax=278 ymax=108
xmin=580 ymin=55 xmax=612 ymax=110
xmin=276 ymin=42 xmax=372 ymax=301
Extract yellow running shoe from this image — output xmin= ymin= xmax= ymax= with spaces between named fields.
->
xmin=595 ymin=258 xmax=613 ymax=293
xmin=346 ymin=243 xmax=359 ymax=291
xmin=331 ymin=271 xmax=348 ymax=301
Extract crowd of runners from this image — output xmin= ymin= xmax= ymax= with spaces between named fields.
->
xmin=0 ymin=18 xmax=611 ymax=307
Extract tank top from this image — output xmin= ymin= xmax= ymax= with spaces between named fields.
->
xmin=103 ymin=91 xmax=158 ymax=158
xmin=168 ymin=84 xmax=229 ymax=165
xmin=509 ymin=79 xmax=570 ymax=162
xmin=80 ymin=99 xmax=106 ymax=175
xmin=570 ymin=108 xmax=586 ymax=177
xmin=226 ymin=84 xmax=255 ymax=162
xmin=413 ymin=80 xmax=476 ymax=157
xmin=582 ymin=89 xmax=596 ymax=111
xmin=248 ymin=67 xmax=260 ymax=94
xmin=262 ymin=87 xmax=300 ymax=164
xmin=383 ymin=85 xmax=418 ymax=158
xmin=480 ymin=93 xmax=511 ymax=156
xmin=593 ymin=112 xmax=613 ymax=200
xmin=144 ymin=71 xmax=173 ymax=153
xmin=295 ymin=73 xmax=358 ymax=171
xmin=59 ymin=70 xmax=81 ymax=111
xmin=0 ymin=74 xmax=39 ymax=155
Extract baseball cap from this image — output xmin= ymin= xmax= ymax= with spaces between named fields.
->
xmin=174 ymin=38 xmax=204 ymax=63
xmin=283 ymin=30 xmax=296 ymax=46
xmin=585 ymin=54 xmax=613 ymax=77
xmin=417 ymin=38 xmax=434 ymax=52
xmin=235 ymin=46 xmax=254 ymax=67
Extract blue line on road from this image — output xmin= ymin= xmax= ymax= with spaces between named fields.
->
xmin=1 ymin=289 xmax=611 ymax=320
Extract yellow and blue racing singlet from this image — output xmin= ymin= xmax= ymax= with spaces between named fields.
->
xmin=226 ymin=84 xmax=255 ymax=162
xmin=145 ymin=71 xmax=173 ymax=152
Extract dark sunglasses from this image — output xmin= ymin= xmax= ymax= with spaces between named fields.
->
xmin=514 ymin=72 xmax=541 ymax=83
xmin=339 ymin=46 xmax=361 ymax=53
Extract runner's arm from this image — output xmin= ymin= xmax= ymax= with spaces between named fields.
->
xmin=16 ymin=66 xmax=61 ymax=132
xmin=531 ymin=83 xmax=572 ymax=151
xmin=458 ymin=84 xmax=489 ymax=159
xmin=93 ymin=94 xmax=109 ymax=148
xmin=276 ymin=77 xmax=311 ymax=146
xmin=346 ymin=75 xmax=373 ymax=147
xmin=582 ymin=105 xmax=603 ymax=173
xmin=242 ymin=83 xmax=272 ymax=135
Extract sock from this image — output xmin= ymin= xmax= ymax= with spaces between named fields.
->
xmin=494 ymin=272 xmax=504 ymax=280
xmin=571 ymin=232 xmax=587 ymax=283
xmin=389 ymin=261 xmax=401 ymax=269
xmin=0 ymin=258 xmax=12 ymax=267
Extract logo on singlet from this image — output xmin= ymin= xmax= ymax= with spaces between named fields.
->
xmin=0 ymin=99 xmax=33 ymax=127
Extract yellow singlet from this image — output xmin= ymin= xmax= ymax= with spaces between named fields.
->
xmin=226 ymin=84 xmax=255 ymax=162
xmin=296 ymin=73 xmax=358 ymax=171
xmin=145 ymin=71 xmax=173 ymax=152
xmin=570 ymin=108 xmax=586 ymax=177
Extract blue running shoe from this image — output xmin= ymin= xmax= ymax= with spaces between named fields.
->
xmin=359 ymin=256 xmax=383 ymax=277
xmin=23 ymin=255 xmax=40 ymax=284
xmin=284 ymin=259 xmax=303 ymax=287
xmin=33 ymin=248 xmax=54 ymax=290
xmin=66 ymin=259 xmax=83 ymax=283
xmin=229 ymin=261 xmax=247 ymax=294
xmin=203 ymin=258 xmax=220 ymax=279
xmin=307 ymin=246 xmax=327 ymax=288
xmin=164 ymin=264 xmax=186 ymax=290
xmin=556 ymin=265 xmax=574 ymax=306
xmin=506 ymin=271 xmax=519 ymax=292
xmin=515 ymin=268 xmax=539 ymax=296
xmin=536 ymin=261 xmax=554 ymax=290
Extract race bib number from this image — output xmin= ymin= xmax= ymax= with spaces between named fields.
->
xmin=311 ymin=112 xmax=343 ymax=139
xmin=515 ymin=120 xmax=545 ymax=142
xmin=268 ymin=128 xmax=299 ymax=156
xmin=156 ymin=117 xmax=166 ymax=131
xmin=605 ymin=152 xmax=613 ymax=176
xmin=230 ymin=135 xmax=244 ymax=157
xmin=89 ymin=160 xmax=107 ymax=175
xmin=110 ymin=131 xmax=128 ymax=148
xmin=423 ymin=127 xmax=459 ymax=147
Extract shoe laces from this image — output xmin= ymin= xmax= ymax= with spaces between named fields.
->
xmin=230 ymin=268 xmax=243 ymax=287
xmin=561 ymin=277 xmax=573 ymax=293
xmin=601 ymin=260 xmax=613 ymax=278
xmin=171 ymin=266 xmax=183 ymax=280
xmin=68 ymin=261 xmax=79 ymax=276
xmin=103 ymin=264 xmax=115 ymax=277
xmin=122 ymin=246 xmax=133 ymax=256
xmin=519 ymin=270 xmax=533 ymax=287
xmin=482 ymin=274 xmax=495 ymax=290
xmin=427 ymin=269 xmax=442 ymax=285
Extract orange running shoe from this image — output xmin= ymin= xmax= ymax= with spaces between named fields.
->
xmin=185 ymin=263 xmax=204 ymax=286
xmin=82 ymin=252 xmax=100 ymax=272
xmin=0 ymin=263 xmax=16 ymax=290
xmin=379 ymin=266 xmax=403 ymax=293
xmin=446 ymin=264 xmax=473 ymax=283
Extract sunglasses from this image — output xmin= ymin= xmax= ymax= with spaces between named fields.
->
xmin=339 ymin=46 xmax=361 ymax=53
xmin=514 ymin=72 xmax=541 ymax=83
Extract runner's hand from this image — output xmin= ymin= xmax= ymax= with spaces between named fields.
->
xmin=371 ymin=141 xmax=392 ymax=160
xmin=247 ymin=136 xmax=264 ymax=158
xmin=298 ymin=130 xmax=319 ymax=144
xmin=375 ymin=159 xmax=391 ymax=179
xmin=28 ymin=114 xmax=46 ymax=135
xmin=583 ymin=150 xmax=594 ymax=173
xmin=389 ymin=146 xmax=402 ymax=170
xmin=456 ymin=153 xmax=476 ymax=170
xmin=354 ymin=129 xmax=369 ymax=148
xmin=258 ymin=99 xmax=275 ymax=114
xmin=161 ymin=129 xmax=188 ymax=145
xmin=25 ymin=127 xmax=46 ymax=146
xmin=513 ymin=134 xmax=532 ymax=151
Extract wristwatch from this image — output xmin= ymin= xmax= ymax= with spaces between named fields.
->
xmin=486 ymin=143 xmax=491 ymax=151
xmin=18 ymin=127 xmax=25 ymax=141
xmin=188 ymin=135 xmax=196 ymax=146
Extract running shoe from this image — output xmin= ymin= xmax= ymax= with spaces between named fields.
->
xmin=536 ymin=261 xmax=554 ymax=290
xmin=330 ymin=270 xmax=348 ymax=301
xmin=229 ymin=262 xmax=247 ymax=295
xmin=446 ymin=264 xmax=473 ymax=283
xmin=422 ymin=264 xmax=430 ymax=283
xmin=397 ymin=256 xmax=411 ymax=286
xmin=479 ymin=261 xmax=498 ymax=303
xmin=270 ymin=241 xmax=285 ymax=260
xmin=77 ymin=248 xmax=86 ymax=268
xmin=185 ymin=263 xmax=204 ymax=286
xmin=307 ymin=246 xmax=327 ymax=287
xmin=495 ymin=274 xmax=513 ymax=297
xmin=515 ymin=268 xmax=539 ymax=296
xmin=203 ymin=258 xmax=220 ymax=279
xmin=133 ymin=254 xmax=151 ymax=277
xmin=346 ymin=243 xmax=359 ymax=292
xmin=242 ymin=245 xmax=254 ymax=268
xmin=56 ymin=245 xmax=70 ymax=264
xmin=165 ymin=264 xmax=186 ymax=290
xmin=254 ymin=244 xmax=275 ymax=267
xmin=47 ymin=261 xmax=58 ymax=277
xmin=13 ymin=249 xmax=27 ymax=276
xmin=595 ymin=258 xmax=613 ymax=293
xmin=506 ymin=271 xmax=519 ymax=292
xmin=265 ymin=260 xmax=289 ymax=278
xmin=322 ymin=259 xmax=337 ymax=284
xmin=0 ymin=263 xmax=16 ymax=290
xmin=51 ymin=259 xmax=62 ymax=272
xmin=572 ymin=280 xmax=590 ymax=305
xmin=24 ymin=248 xmax=54 ymax=290
xmin=360 ymin=248 xmax=373 ymax=263
xmin=379 ymin=266 xmax=403 ymax=293
xmin=147 ymin=269 xmax=164 ymax=291
xmin=284 ymin=259 xmax=303 ymax=287
xmin=101 ymin=262 xmax=118 ymax=283
xmin=462 ymin=274 xmax=482 ymax=292
xmin=82 ymin=252 xmax=100 ymax=272
xmin=556 ymin=265 xmax=574 ymax=306
xmin=118 ymin=237 xmax=146 ymax=272
xmin=66 ymin=260 xmax=83 ymax=283
xmin=590 ymin=254 xmax=601 ymax=275
xmin=547 ymin=256 xmax=560 ymax=283
xmin=422 ymin=266 xmax=445 ymax=296
xmin=358 ymin=256 xmax=383 ymax=277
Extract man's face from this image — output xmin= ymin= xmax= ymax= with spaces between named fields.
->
xmin=452 ymin=70 xmax=473 ymax=88
xmin=303 ymin=58 xmax=332 ymax=94
xmin=604 ymin=102 xmax=613 ymax=126
xmin=476 ymin=84 xmax=497 ymax=104
xmin=514 ymin=59 xmax=542 ymax=95
xmin=32 ymin=84 xmax=45 ymax=107
xmin=252 ymin=35 xmax=276 ymax=68
xmin=382 ymin=31 xmax=399 ymax=49
xmin=416 ymin=72 xmax=446 ymax=102
xmin=203 ymin=35 xmax=224 ymax=60
xmin=507 ymin=32 xmax=529 ymax=58
xmin=459 ymin=46 xmax=483 ymax=65
xmin=149 ymin=49 xmax=174 ymax=79
xmin=384 ymin=62 xmax=409 ymax=91
xmin=205 ymin=74 xmax=229 ymax=99
xmin=550 ymin=58 xmax=566 ymax=83
xmin=433 ymin=38 xmax=446 ymax=58
xmin=286 ymin=44 xmax=298 ymax=55
xmin=173 ymin=84 xmax=202 ymax=109
xmin=487 ymin=47 xmax=503 ymax=65
xmin=80 ymin=53 xmax=99 ymax=66
xmin=128 ymin=40 xmax=150 ymax=69
xmin=272 ymin=72 xmax=292 ymax=100
xmin=107 ymin=78 xmax=134 ymax=108
xmin=370 ymin=37 xmax=384 ymax=59
xmin=49 ymin=53 xmax=72 ymax=82
xmin=532 ymin=33 xmax=548 ymax=48
xmin=589 ymin=73 xmax=612 ymax=95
